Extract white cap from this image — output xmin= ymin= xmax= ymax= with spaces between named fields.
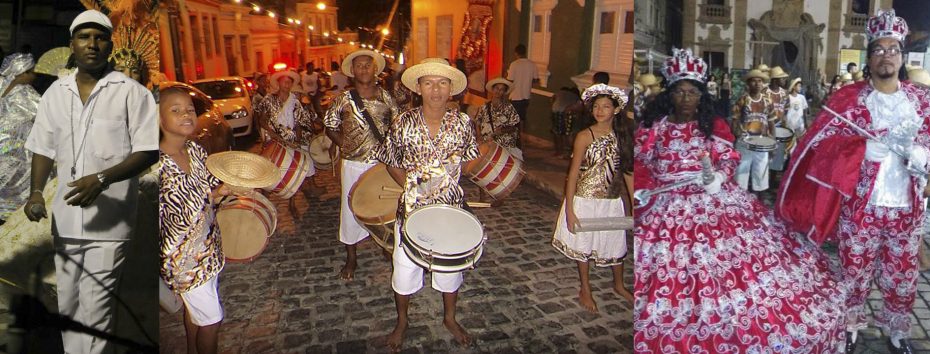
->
xmin=69 ymin=10 xmax=113 ymax=35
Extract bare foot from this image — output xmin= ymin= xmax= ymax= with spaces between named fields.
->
xmin=579 ymin=288 xmax=598 ymax=313
xmin=614 ymin=285 xmax=634 ymax=303
xmin=386 ymin=320 xmax=408 ymax=353
xmin=339 ymin=261 xmax=356 ymax=281
xmin=443 ymin=318 xmax=473 ymax=347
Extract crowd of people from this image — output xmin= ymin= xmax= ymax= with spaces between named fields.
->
xmin=634 ymin=8 xmax=930 ymax=354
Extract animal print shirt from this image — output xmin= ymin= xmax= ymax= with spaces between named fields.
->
xmin=474 ymin=101 xmax=521 ymax=149
xmin=159 ymin=141 xmax=224 ymax=294
xmin=254 ymin=92 xmax=317 ymax=148
xmin=378 ymin=108 xmax=479 ymax=224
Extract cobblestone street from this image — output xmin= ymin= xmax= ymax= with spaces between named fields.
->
xmin=158 ymin=140 xmax=633 ymax=353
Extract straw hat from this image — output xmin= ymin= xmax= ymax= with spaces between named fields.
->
xmin=485 ymin=77 xmax=512 ymax=93
xmin=401 ymin=58 xmax=467 ymax=95
xmin=840 ymin=73 xmax=853 ymax=83
xmin=908 ymin=67 xmax=930 ymax=86
xmin=744 ymin=69 xmax=769 ymax=82
xmin=271 ymin=70 xmax=300 ymax=84
xmin=756 ymin=64 xmax=770 ymax=73
xmin=769 ymin=66 xmax=789 ymax=79
xmin=789 ymin=77 xmax=802 ymax=91
xmin=205 ymin=151 xmax=281 ymax=191
xmin=637 ymin=73 xmax=661 ymax=87
xmin=341 ymin=49 xmax=386 ymax=78
xmin=853 ymin=70 xmax=864 ymax=81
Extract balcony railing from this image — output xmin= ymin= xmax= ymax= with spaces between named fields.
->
xmin=698 ymin=4 xmax=731 ymax=25
xmin=844 ymin=13 xmax=868 ymax=32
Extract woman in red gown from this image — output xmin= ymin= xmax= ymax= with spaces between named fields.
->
xmin=633 ymin=48 xmax=847 ymax=353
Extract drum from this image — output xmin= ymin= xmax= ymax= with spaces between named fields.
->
xmin=261 ymin=141 xmax=312 ymax=199
xmin=464 ymin=142 xmax=525 ymax=200
xmin=309 ymin=135 xmax=333 ymax=170
xmin=744 ymin=121 xmax=766 ymax=135
xmin=349 ymin=164 xmax=401 ymax=253
xmin=743 ymin=135 xmax=776 ymax=152
xmin=771 ymin=127 xmax=795 ymax=171
xmin=401 ymin=204 xmax=485 ymax=273
xmin=216 ymin=193 xmax=277 ymax=262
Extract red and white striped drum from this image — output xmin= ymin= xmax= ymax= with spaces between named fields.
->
xmin=216 ymin=193 xmax=278 ymax=262
xmin=465 ymin=142 xmax=525 ymax=200
xmin=261 ymin=141 xmax=312 ymax=199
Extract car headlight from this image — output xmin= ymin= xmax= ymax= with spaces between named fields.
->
xmin=231 ymin=108 xmax=248 ymax=119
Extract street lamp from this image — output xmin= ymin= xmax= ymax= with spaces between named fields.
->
xmin=296 ymin=20 xmax=301 ymax=25
xmin=252 ymin=5 xmax=260 ymax=12
xmin=308 ymin=25 xmax=314 ymax=31
xmin=268 ymin=12 xmax=276 ymax=18
xmin=316 ymin=2 xmax=326 ymax=10
xmin=381 ymin=28 xmax=390 ymax=36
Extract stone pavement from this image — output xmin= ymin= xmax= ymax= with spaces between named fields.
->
xmin=158 ymin=136 xmax=633 ymax=353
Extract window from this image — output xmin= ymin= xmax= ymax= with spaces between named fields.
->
xmin=624 ymin=11 xmax=633 ymax=33
xmin=256 ymin=51 xmax=264 ymax=72
xmin=600 ymin=11 xmax=616 ymax=34
xmin=533 ymin=15 xmax=542 ymax=33
xmin=702 ymin=51 xmax=725 ymax=70
xmin=240 ymin=35 xmax=250 ymax=71
xmin=213 ymin=17 xmax=221 ymax=55
xmin=203 ymin=16 xmax=213 ymax=57
xmin=850 ymin=0 xmax=870 ymax=14
xmin=707 ymin=0 xmax=725 ymax=5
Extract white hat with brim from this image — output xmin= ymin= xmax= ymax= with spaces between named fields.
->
xmin=271 ymin=70 xmax=300 ymax=85
xmin=789 ymin=77 xmax=802 ymax=90
xmin=205 ymin=151 xmax=281 ymax=191
xmin=908 ymin=68 xmax=930 ymax=86
xmin=401 ymin=58 xmax=467 ymax=95
xmin=341 ymin=50 xmax=386 ymax=78
xmin=769 ymin=66 xmax=789 ymax=79
xmin=744 ymin=69 xmax=769 ymax=82
xmin=485 ymin=77 xmax=512 ymax=93
xmin=70 ymin=10 xmax=113 ymax=35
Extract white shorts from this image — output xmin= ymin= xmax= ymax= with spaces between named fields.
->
xmin=181 ymin=276 xmax=223 ymax=326
xmin=735 ymin=142 xmax=770 ymax=191
xmin=391 ymin=223 xmax=464 ymax=295
xmin=339 ymin=159 xmax=377 ymax=245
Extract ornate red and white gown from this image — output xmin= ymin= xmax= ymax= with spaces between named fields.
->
xmin=633 ymin=116 xmax=846 ymax=353
xmin=777 ymin=81 xmax=930 ymax=341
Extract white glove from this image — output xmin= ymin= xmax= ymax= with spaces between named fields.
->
xmin=703 ymin=172 xmax=725 ymax=194
xmin=864 ymin=140 xmax=890 ymax=162
xmin=909 ymin=145 xmax=929 ymax=175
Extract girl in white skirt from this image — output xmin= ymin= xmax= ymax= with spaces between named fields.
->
xmin=552 ymin=83 xmax=630 ymax=313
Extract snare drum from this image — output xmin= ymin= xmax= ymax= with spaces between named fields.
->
xmin=309 ymin=135 xmax=333 ymax=170
xmin=349 ymin=164 xmax=401 ymax=253
xmin=401 ymin=204 xmax=485 ymax=273
xmin=261 ymin=141 xmax=312 ymax=199
xmin=216 ymin=193 xmax=277 ymax=262
xmin=464 ymin=142 xmax=525 ymax=200
xmin=771 ymin=127 xmax=795 ymax=171
xmin=743 ymin=135 xmax=776 ymax=152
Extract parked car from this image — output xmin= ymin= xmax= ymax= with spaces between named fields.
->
xmin=192 ymin=76 xmax=254 ymax=138
xmin=160 ymin=81 xmax=233 ymax=154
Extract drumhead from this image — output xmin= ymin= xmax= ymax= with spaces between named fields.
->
xmin=349 ymin=164 xmax=400 ymax=224
xmin=404 ymin=205 xmax=483 ymax=256
xmin=774 ymin=127 xmax=794 ymax=141
xmin=309 ymin=135 xmax=333 ymax=165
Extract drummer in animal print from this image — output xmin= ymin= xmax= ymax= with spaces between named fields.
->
xmin=767 ymin=66 xmax=791 ymax=126
xmin=732 ymin=69 xmax=776 ymax=194
xmin=323 ymin=49 xmax=399 ymax=281
xmin=159 ymin=86 xmax=232 ymax=354
xmin=473 ymin=77 xmax=521 ymax=206
xmin=377 ymin=58 xmax=479 ymax=352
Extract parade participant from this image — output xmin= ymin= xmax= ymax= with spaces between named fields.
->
xmin=0 ymin=53 xmax=40 ymax=224
xmin=253 ymin=69 xmax=318 ymax=213
xmin=251 ymin=72 xmax=268 ymax=108
xmin=110 ymin=48 xmax=145 ymax=85
xmin=378 ymin=58 xmax=478 ymax=352
xmin=731 ymin=69 xmax=775 ymax=193
xmin=323 ymin=49 xmax=398 ymax=281
xmin=785 ymin=77 xmax=808 ymax=136
xmin=23 ymin=10 xmax=159 ymax=353
xmin=777 ymin=10 xmax=930 ymax=353
xmin=507 ymin=44 xmax=538 ymax=137
xmin=158 ymin=86 xmax=230 ymax=354
xmin=330 ymin=61 xmax=350 ymax=92
xmin=474 ymin=77 xmax=522 ymax=206
xmin=634 ymin=48 xmax=846 ymax=354
xmin=552 ymin=83 xmax=630 ymax=313
xmin=767 ymin=66 xmax=790 ymax=125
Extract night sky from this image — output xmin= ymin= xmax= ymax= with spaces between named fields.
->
xmin=336 ymin=0 xmax=411 ymax=50
xmin=894 ymin=0 xmax=930 ymax=32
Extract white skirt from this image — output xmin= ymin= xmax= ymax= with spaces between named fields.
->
xmin=552 ymin=195 xmax=626 ymax=267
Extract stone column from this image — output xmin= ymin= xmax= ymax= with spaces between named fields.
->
xmin=825 ymin=0 xmax=842 ymax=76
xmin=683 ymin=0 xmax=696 ymax=49
xmin=178 ymin=0 xmax=196 ymax=80
xmin=732 ymin=0 xmax=747 ymax=69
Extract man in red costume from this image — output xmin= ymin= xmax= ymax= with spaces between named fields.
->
xmin=777 ymin=9 xmax=930 ymax=354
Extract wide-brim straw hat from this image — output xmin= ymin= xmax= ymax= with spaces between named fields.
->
xmin=769 ymin=66 xmax=789 ymax=79
xmin=637 ymin=73 xmax=661 ymax=87
xmin=401 ymin=58 xmax=467 ymax=95
xmin=744 ymin=69 xmax=769 ymax=82
xmin=841 ymin=73 xmax=853 ymax=82
xmin=756 ymin=64 xmax=770 ymax=72
xmin=485 ymin=77 xmax=512 ymax=93
xmin=271 ymin=70 xmax=300 ymax=84
xmin=206 ymin=151 xmax=281 ymax=191
xmin=341 ymin=49 xmax=386 ymax=78
xmin=789 ymin=77 xmax=802 ymax=90
xmin=909 ymin=67 xmax=930 ymax=86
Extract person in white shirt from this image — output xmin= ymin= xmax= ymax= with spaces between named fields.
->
xmin=506 ymin=44 xmax=538 ymax=144
xmin=23 ymin=10 xmax=159 ymax=354
xmin=785 ymin=77 xmax=808 ymax=136
xmin=330 ymin=61 xmax=350 ymax=92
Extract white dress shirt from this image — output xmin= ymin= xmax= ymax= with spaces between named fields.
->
xmin=507 ymin=58 xmax=538 ymax=101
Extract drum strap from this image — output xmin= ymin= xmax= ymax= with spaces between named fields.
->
xmin=349 ymin=89 xmax=385 ymax=144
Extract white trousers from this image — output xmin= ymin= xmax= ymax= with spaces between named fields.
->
xmin=54 ymin=238 xmax=127 ymax=354
xmin=735 ymin=143 xmax=770 ymax=191
xmin=339 ymin=159 xmax=376 ymax=245
xmin=391 ymin=223 xmax=464 ymax=295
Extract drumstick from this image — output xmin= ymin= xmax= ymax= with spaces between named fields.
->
xmin=382 ymin=186 xmax=403 ymax=193
xmin=466 ymin=201 xmax=491 ymax=208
